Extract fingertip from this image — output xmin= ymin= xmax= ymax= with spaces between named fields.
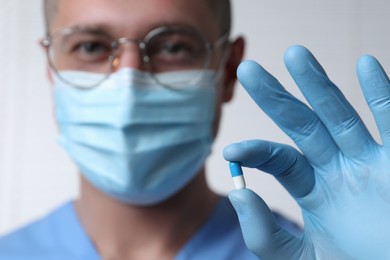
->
xmin=228 ymin=188 xmax=259 ymax=217
xmin=237 ymin=60 xmax=264 ymax=87
xmin=357 ymin=55 xmax=380 ymax=73
xmin=229 ymin=187 xmax=254 ymax=200
xmin=223 ymin=140 xmax=262 ymax=163
xmin=283 ymin=45 xmax=312 ymax=74
xmin=229 ymin=188 xmax=267 ymax=209
xmin=223 ymin=142 xmax=242 ymax=161
xmin=237 ymin=60 xmax=261 ymax=75
xmin=284 ymin=45 xmax=309 ymax=60
xmin=223 ymin=141 xmax=248 ymax=162
xmin=228 ymin=189 xmax=243 ymax=208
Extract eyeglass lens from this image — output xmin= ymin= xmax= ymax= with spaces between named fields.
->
xmin=48 ymin=27 xmax=212 ymax=87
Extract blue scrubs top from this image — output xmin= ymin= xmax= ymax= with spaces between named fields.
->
xmin=0 ymin=197 xmax=300 ymax=259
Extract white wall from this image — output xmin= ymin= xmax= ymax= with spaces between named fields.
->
xmin=1 ymin=0 xmax=389 ymax=235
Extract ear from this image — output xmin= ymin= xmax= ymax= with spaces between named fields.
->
xmin=222 ymin=36 xmax=245 ymax=103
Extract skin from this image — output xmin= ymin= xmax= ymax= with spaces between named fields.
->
xmin=44 ymin=0 xmax=244 ymax=259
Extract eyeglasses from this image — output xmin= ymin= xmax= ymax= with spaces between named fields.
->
xmin=41 ymin=25 xmax=229 ymax=88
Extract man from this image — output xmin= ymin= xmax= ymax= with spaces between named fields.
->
xmin=0 ymin=0 xmax=299 ymax=259
xmin=2 ymin=0 xmax=390 ymax=259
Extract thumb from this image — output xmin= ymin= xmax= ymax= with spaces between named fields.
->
xmin=229 ymin=189 xmax=304 ymax=259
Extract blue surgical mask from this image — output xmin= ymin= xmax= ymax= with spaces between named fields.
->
xmin=54 ymin=68 xmax=216 ymax=205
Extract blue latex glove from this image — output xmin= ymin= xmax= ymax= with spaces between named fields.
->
xmin=224 ymin=45 xmax=390 ymax=259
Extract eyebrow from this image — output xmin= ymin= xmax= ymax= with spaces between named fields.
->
xmin=66 ymin=25 xmax=114 ymax=36
xmin=55 ymin=23 xmax=206 ymax=42
xmin=49 ymin=23 xmax=116 ymax=40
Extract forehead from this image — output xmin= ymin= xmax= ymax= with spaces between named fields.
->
xmin=52 ymin=0 xmax=219 ymax=40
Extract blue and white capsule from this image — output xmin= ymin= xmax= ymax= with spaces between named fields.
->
xmin=229 ymin=162 xmax=246 ymax=189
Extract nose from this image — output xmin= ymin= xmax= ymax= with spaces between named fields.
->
xmin=113 ymin=39 xmax=147 ymax=71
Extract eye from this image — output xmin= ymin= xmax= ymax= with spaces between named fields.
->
xmin=148 ymin=34 xmax=206 ymax=67
xmin=78 ymin=41 xmax=107 ymax=54
xmin=57 ymin=31 xmax=113 ymax=63
xmin=160 ymin=41 xmax=193 ymax=55
xmin=71 ymin=40 xmax=112 ymax=62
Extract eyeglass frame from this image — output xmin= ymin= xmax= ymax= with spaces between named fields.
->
xmin=40 ymin=25 xmax=230 ymax=89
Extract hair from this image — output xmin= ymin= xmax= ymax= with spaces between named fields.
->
xmin=43 ymin=0 xmax=231 ymax=35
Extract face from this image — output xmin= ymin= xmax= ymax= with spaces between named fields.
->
xmin=47 ymin=0 xmax=244 ymax=137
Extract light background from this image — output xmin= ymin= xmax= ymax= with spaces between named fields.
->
xmin=1 ymin=0 xmax=389 ymax=235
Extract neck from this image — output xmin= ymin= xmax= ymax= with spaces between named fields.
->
xmin=74 ymin=168 xmax=219 ymax=260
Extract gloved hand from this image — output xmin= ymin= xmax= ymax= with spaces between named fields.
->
xmin=224 ymin=45 xmax=390 ymax=259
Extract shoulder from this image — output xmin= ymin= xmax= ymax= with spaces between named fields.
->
xmin=0 ymin=201 xmax=97 ymax=259
xmin=0 ymin=202 xmax=70 ymax=246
